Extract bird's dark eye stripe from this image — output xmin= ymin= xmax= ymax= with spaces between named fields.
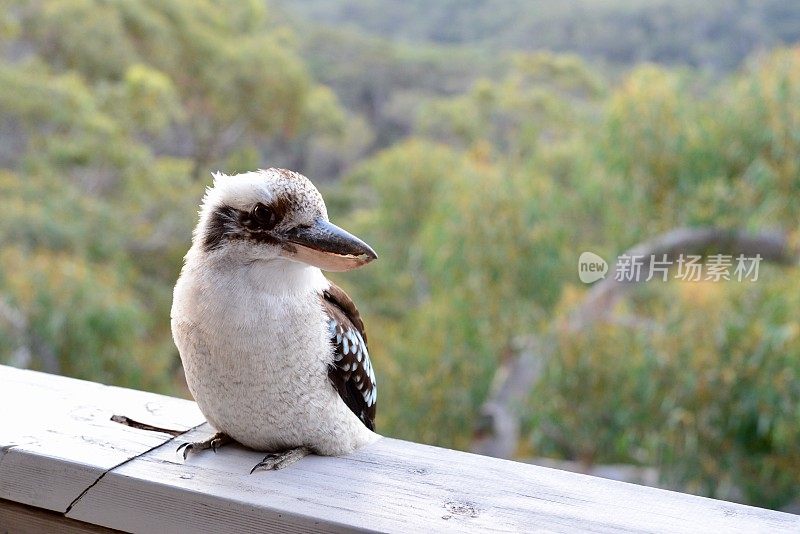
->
xmin=203 ymin=205 xmax=239 ymax=252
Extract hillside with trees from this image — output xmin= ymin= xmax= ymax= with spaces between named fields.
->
xmin=275 ymin=0 xmax=800 ymax=71
xmin=1 ymin=0 xmax=798 ymax=510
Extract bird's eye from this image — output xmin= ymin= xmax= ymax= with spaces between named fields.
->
xmin=251 ymin=203 xmax=278 ymax=230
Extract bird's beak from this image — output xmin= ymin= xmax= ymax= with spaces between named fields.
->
xmin=280 ymin=219 xmax=378 ymax=272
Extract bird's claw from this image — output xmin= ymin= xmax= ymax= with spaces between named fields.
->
xmin=250 ymin=453 xmax=280 ymax=474
xmin=249 ymin=446 xmax=311 ymax=474
xmin=176 ymin=441 xmax=195 ymax=460
xmin=177 ymin=432 xmax=233 ymax=460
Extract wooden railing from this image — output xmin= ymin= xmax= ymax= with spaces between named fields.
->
xmin=0 ymin=364 xmax=797 ymax=533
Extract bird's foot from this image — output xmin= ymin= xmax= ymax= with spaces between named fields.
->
xmin=177 ymin=432 xmax=233 ymax=460
xmin=250 ymin=446 xmax=311 ymax=473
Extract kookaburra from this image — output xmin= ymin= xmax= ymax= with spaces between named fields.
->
xmin=171 ymin=168 xmax=379 ymax=471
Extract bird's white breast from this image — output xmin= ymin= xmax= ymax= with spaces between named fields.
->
xmin=171 ymin=250 xmax=377 ymax=455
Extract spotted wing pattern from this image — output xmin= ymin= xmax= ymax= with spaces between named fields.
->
xmin=320 ymin=283 xmax=376 ymax=430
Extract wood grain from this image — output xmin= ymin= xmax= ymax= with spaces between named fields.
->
xmin=0 ymin=365 xmax=204 ymax=513
xmin=0 ymin=499 xmax=120 ymax=534
xmin=1 ymin=365 xmax=798 ymax=533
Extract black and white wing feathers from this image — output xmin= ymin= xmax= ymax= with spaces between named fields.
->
xmin=320 ymin=283 xmax=377 ymax=431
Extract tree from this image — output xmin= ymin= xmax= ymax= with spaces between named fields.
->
xmin=0 ymin=0 xmax=335 ymax=392
xmin=11 ymin=0 xmax=316 ymax=180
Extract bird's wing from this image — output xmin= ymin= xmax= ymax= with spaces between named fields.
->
xmin=320 ymin=282 xmax=377 ymax=431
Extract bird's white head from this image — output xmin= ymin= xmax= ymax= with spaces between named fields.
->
xmin=193 ymin=168 xmax=377 ymax=272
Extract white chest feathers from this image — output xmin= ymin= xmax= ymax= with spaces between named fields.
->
xmin=171 ymin=256 xmax=377 ymax=456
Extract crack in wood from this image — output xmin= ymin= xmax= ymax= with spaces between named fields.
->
xmin=64 ymin=421 xmax=204 ymax=516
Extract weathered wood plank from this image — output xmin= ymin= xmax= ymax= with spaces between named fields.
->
xmin=66 ymin=424 xmax=800 ymax=533
xmin=1 ymin=365 xmax=798 ymax=533
xmin=0 ymin=365 xmax=204 ymax=513
xmin=0 ymin=498 xmax=120 ymax=534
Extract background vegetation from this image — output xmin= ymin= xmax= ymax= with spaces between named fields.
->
xmin=1 ymin=0 xmax=798 ymax=510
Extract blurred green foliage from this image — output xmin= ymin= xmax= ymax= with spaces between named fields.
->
xmin=275 ymin=0 xmax=800 ymax=71
xmin=1 ymin=0 xmax=798 ymax=510
xmin=0 ymin=0 xmax=331 ymax=391
xmin=532 ymin=276 xmax=800 ymax=508
xmin=332 ymin=48 xmax=800 ymax=508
